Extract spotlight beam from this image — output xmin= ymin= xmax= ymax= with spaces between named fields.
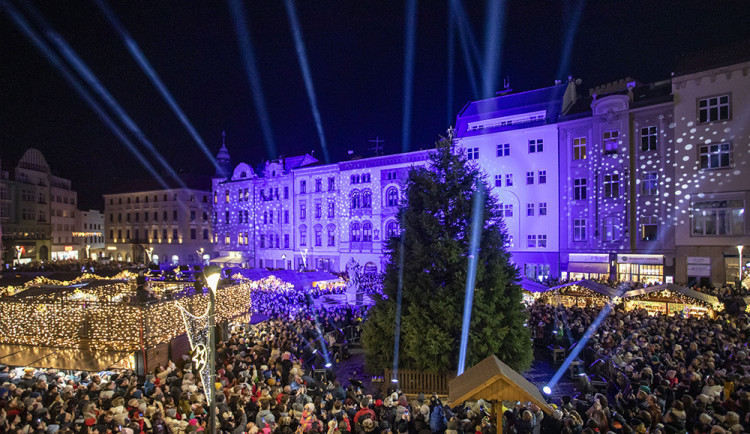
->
xmin=1 ymin=0 xmax=171 ymax=191
xmin=555 ymin=0 xmax=586 ymax=81
xmin=481 ymin=0 xmax=506 ymax=98
xmin=18 ymin=1 xmax=188 ymax=190
xmin=227 ymin=0 xmax=277 ymax=159
xmin=457 ymin=181 xmax=485 ymax=375
xmin=449 ymin=0 xmax=479 ymax=99
xmin=447 ymin=7 xmax=455 ymax=126
xmin=283 ymin=0 xmax=331 ymax=164
xmin=392 ymin=224 xmax=406 ymax=381
xmin=401 ymin=0 xmax=418 ymax=153
xmin=93 ymin=0 xmax=221 ymax=173
xmin=543 ymin=288 xmax=624 ymax=395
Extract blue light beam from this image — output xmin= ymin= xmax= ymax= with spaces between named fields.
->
xmin=227 ymin=0 xmax=277 ymax=159
xmin=481 ymin=0 xmax=506 ymax=98
xmin=93 ymin=0 xmax=221 ymax=173
xmin=543 ymin=289 xmax=623 ymax=395
xmin=18 ymin=1 xmax=188 ymax=190
xmin=449 ymin=0 xmax=481 ymax=99
xmin=283 ymin=0 xmax=331 ymax=164
xmin=392 ymin=224 xmax=406 ymax=381
xmin=555 ymin=0 xmax=586 ymax=80
xmin=1 ymin=1 xmax=171 ymax=192
xmin=447 ymin=7 xmax=455 ymax=126
xmin=401 ymin=0 xmax=418 ymax=153
xmin=457 ymin=181 xmax=485 ymax=375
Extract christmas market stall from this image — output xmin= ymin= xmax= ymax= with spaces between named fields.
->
xmin=539 ymin=279 xmax=620 ymax=308
xmin=519 ymin=278 xmax=552 ymax=306
xmin=620 ymin=283 xmax=722 ymax=317
xmin=0 ymin=277 xmax=254 ymax=373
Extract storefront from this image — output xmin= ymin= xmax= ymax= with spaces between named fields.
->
xmin=51 ymin=245 xmax=79 ymax=260
xmin=617 ymin=254 xmax=664 ymax=284
xmin=564 ymin=253 xmax=611 ymax=280
xmin=686 ymin=257 xmax=711 ymax=288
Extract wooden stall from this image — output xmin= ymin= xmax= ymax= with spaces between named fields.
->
xmin=621 ymin=283 xmax=722 ymax=317
xmin=539 ymin=280 xmax=618 ymax=308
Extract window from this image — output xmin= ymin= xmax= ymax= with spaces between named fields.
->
xmin=225 ymin=190 xmax=229 ymax=203
xmin=699 ymin=143 xmax=731 ymax=169
xmin=362 ymin=173 xmax=371 ymax=183
xmin=641 ymin=172 xmax=658 ymax=196
xmin=603 ymin=216 xmax=621 ymax=242
xmin=350 ymin=191 xmax=361 ymax=209
xmin=526 ymin=172 xmax=534 ymax=185
xmin=144 ymin=212 xmax=149 ymax=222
xmin=243 ymin=210 xmax=249 ymax=223
xmin=284 ymin=234 xmax=290 ymax=248
xmin=573 ymin=137 xmax=587 ymax=160
xmin=300 ymin=203 xmax=307 ymax=219
xmin=315 ymin=179 xmax=322 ymax=192
xmin=284 ymin=186 xmax=289 ymax=199
xmin=524 ymin=264 xmax=550 ymax=281
xmin=573 ymin=218 xmax=587 ymax=241
xmin=698 ymin=94 xmax=730 ymax=123
xmin=467 ymin=147 xmax=479 ymax=160
xmin=538 ymin=235 xmax=547 ymax=248
xmin=172 ymin=229 xmax=179 ymax=241
xmin=299 ymin=226 xmax=307 ymax=246
xmin=362 ymin=190 xmax=372 ymax=208
xmin=539 ymin=202 xmax=547 ymax=216
xmin=203 ymin=229 xmax=209 ymax=240
xmin=504 ymin=235 xmax=514 ymax=248
xmin=527 ymin=235 xmax=537 ymax=248
xmin=350 ymin=222 xmax=361 ymax=242
xmin=328 ymin=201 xmax=335 ymax=218
xmin=284 ymin=210 xmax=289 ymax=224
xmin=300 ymin=180 xmax=307 ymax=193
xmin=691 ymin=200 xmax=744 ymax=236
xmin=351 ymin=174 xmax=360 ymax=184
xmin=269 ymin=210 xmax=273 ymax=223
xmin=494 ymin=175 xmax=502 ymax=187
xmin=386 ymin=220 xmax=399 ymax=238
xmin=315 ymin=203 xmax=322 ymax=219
xmin=574 ymin=178 xmax=587 ymax=200
xmin=190 ymin=229 xmax=196 ymax=240
xmin=173 ymin=210 xmax=178 ymax=221
xmin=505 ymin=174 xmax=513 ymax=186
xmin=190 ymin=211 xmax=195 ymax=221
xmin=603 ymin=130 xmax=619 ymax=154
xmin=328 ymin=177 xmax=336 ymax=191
xmin=504 ymin=204 xmax=513 ymax=217
xmin=538 ymin=170 xmax=547 ymax=184
xmin=603 ymin=174 xmax=620 ymax=198
xmin=527 ymin=203 xmax=534 ymax=216
xmin=314 ymin=225 xmax=322 ymax=246
xmin=386 ymin=187 xmax=399 ymax=207
xmin=641 ymin=216 xmax=658 ymax=241
xmin=327 ymin=226 xmax=335 ymax=246
xmin=154 ymin=212 xmax=159 ymax=222
xmin=263 ymin=211 xmax=268 ymax=224
xmin=528 ymin=139 xmax=543 ymax=153
xmin=496 ymin=143 xmax=510 ymax=157
xmin=641 ymin=126 xmax=657 ymax=151
xmin=260 ymin=234 xmax=265 ymax=248
xmin=362 ymin=221 xmax=373 ymax=241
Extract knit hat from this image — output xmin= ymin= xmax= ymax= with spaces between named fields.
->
xmin=699 ymin=413 xmax=713 ymax=425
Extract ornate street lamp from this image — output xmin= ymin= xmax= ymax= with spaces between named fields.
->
xmin=203 ymin=265 xmax=221 ymax=433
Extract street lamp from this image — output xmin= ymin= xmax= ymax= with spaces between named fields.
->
xmin=738 ymin=245 xmax=744 ymax=284
xmin=196 ymin=248 xmax=205 ymax=265
xmin=281 ymin=253 xmax=286 ymax=270
xmin=202 ymin=265 xmax=221 ymax=434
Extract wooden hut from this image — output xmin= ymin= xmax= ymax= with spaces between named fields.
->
xmin=448 ymin=355 xmax=552 ymax=432
xmin=541 ymin=279 xmax=618 ymax=307
xmin=621 ymin=283 xmax=722 ymax=317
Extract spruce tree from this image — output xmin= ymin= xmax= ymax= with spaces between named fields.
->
xmin=362 ymin=134 xmax=532 ymax=373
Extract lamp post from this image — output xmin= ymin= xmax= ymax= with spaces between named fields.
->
xmin=196 ymin=248 xmax=205 ymax=265
xmin=738 ymin=245 xmax=744 ymax=285
xmin=281 ymin=253 xmax=286 ymax=270
xmin=203 ymin=265 xmax=221 ymax=434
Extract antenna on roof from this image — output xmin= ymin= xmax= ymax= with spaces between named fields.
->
xmin=496 ymin=76 xmax=513 ymax=95
xmin=368 ymin=137 xmax=385 ymax=156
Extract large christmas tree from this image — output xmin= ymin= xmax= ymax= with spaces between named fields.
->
xmin=362 ymin=134 xmax=532 ymax=373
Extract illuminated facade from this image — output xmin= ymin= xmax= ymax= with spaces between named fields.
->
xmin=74 ymin=209 xmax=105 ymax=260
xmin=212 ymin=147 xmax=430 ymax=272
xmin=672 ymin=60 xmax=750 ymax=286
xmin=557 ymin=79 xmax=676 ymax=284
xmin=0 ymin=149 xmax=78 ymax=264
xmin=103 ymin=180 xmax=213 ymax=266
xmin=454 ymin=84 xmax=568 ymax=280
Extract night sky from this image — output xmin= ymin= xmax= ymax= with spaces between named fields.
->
xmin=2 ymin=0 xmax=750 ymax=210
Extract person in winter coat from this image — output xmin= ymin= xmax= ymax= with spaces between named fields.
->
xmin=430 ymin=405 xmax=447 ymax=433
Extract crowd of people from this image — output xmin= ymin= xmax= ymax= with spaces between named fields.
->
xmin=4 ymin=259 xmax=134 ymax=274
xmin=525 ymin=301 xmax=750 ymax=433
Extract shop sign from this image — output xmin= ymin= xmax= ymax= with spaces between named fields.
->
xmin=568 ymin=253 xmax=609 ymax=263
xmin=687 ymin=256 xmax=711 ymax=265
xmin=64 ymin=246 xmax=73 ymax=252
xmin=616 ymin=254 xmax=663 ymax=265
xmin=687 ymin=264 xmax=711 ymax=277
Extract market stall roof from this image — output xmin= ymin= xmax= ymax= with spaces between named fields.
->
xmin=234 ymin=268 xmax=274 ymax=281
xmin=269 ymin=270 xmax=343 ymax=289
xmin=449 ymin=355 xmax=552 ymax=426
xmin=544 ymin=279 xmax=622 ymax=298
xmin=210 ymin=256 xmax=246 ymax=265
xmin=622 ymin=283 xmax=720 ymax=305
xmin=519 ymin=278 xmax=551 ymax=293
xmin=0 ymin=343 xmax=131 ymax=371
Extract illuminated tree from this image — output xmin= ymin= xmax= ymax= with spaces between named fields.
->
xmin=362 ymin=134 xmax=532 ymax=373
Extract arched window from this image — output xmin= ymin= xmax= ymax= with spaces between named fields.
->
xmin=386 ymin=220 xmax=399 ymax=238
xmin=362 ymin=221 xmax=373 ymax=242
xmin=314 ymin=224 xmax=323 ymax=247
xmin=350 ymin=222 xmax=361 ymax=242
xmin=326 ymin=224 xmax=336 ymax=246
xmin=362 ymin=189 xmax=372 ymax=208
xmin=364 ymin=262 xmax=377 ymax=275
xmin=386 ymin=187 xmax=399 ymax=207
xmin=350 ymin=190 xmax=361 ymax=209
